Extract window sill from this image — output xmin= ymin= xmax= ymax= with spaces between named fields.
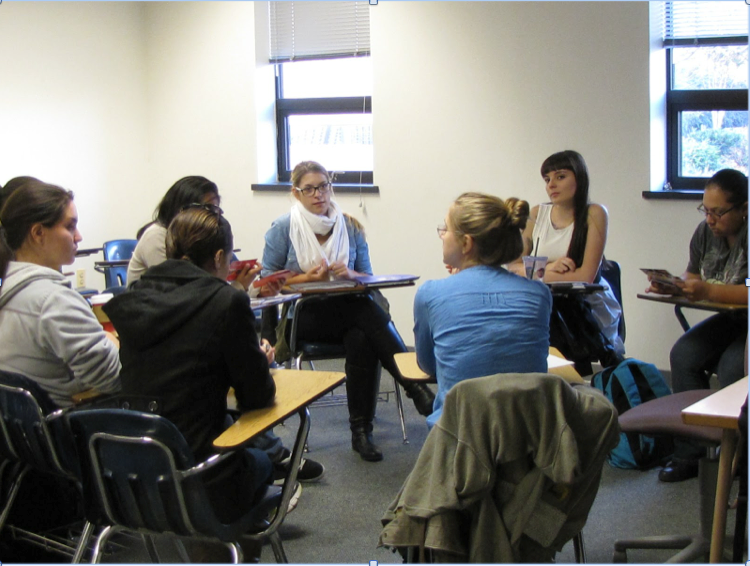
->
xmin=642 ymin=189 xmax=703 ymax=201
xmin=252 ymin=183 xmax=379 ymax=194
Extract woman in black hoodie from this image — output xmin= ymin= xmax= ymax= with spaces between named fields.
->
xmin=104 ymin=204 xmax=275 ymax=522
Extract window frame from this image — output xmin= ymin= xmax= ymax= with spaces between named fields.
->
xmin=274 ymin=63 xmax=373 ymax=184
xmin=665 ymin=37 xmax=748 ymax=191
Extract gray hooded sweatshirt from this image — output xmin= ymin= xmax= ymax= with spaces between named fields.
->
xmin=0 ymin=261 xmax=121 ymax=407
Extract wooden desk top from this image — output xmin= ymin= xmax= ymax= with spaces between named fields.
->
xmin=214 ymin=369 xmax=346 ymax=450
xmin=95 ymin=259 xmax=130 ymax=268
xmin=637 ymin=293 xmax=747 ymax=313
xmin=682 ymin=376 xmax=748 ymax=430
xmin=286 ymin=274 xmax=418 ymax=295
xmin=394 ymin=347 xmax=584 ymax=385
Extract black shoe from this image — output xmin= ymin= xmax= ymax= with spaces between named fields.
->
xmin=658 ymin=459 xmax=699 ymax=483
xmin=351 ymin=429 xmax=383 ymax=462
xmin=402 ymin=383 xmax=435 ymax=416
xmin=273 ymin=448 xmax=325 ymax=484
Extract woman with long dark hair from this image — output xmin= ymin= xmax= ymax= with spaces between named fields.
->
xmin=516 ymin=150 xmax=623 ymax=355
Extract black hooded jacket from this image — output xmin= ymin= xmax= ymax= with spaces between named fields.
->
xmin=104 ymin=259 xmax=275 ymax=460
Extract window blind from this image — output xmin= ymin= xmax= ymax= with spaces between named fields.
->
xmin=269 ymin=1 xmax=371 ymax=63
xmin=662 ymin=1 xmax=748 ymax=46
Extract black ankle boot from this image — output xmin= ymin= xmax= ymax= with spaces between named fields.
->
xmin=351 ymin=422 xmax=383 ymax=462
xmin=401 ymin=382 xmax=435 ymax=417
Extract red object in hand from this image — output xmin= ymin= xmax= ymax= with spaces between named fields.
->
xmin=253 ymin=269 xmax=293 ymax=288
xmin=227 ymin=259 xmax=258 ymax=282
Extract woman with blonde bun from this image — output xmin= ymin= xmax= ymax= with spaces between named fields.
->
xmin=414 ymin=192 xmax=551 ymax=427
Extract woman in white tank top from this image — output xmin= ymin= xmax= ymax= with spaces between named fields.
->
xmin=513 ymin=150 xmax=624 ymax=356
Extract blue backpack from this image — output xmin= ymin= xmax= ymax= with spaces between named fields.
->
xmin=592 ymin=359 xmax=673 ymax=469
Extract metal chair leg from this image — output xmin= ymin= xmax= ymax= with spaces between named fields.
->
xmin=226 ymin=541 xmax=242 ymax=564
xmin=142 ymin=533 xmax=160 ymax=562
xmin=269 ymin=531 xmax=289 ymax=563
xmin=0 ymin=464 xmax=28 ymax=531
xmin=72 ymin=520 xmax=96 ymax=563
xmin=392 ymin=377 xmax=409 ymax=444
xmin=573 ymin=531 xmax=586 ymax=563
xmin=92 ymin=525 xmax=117 ymax=564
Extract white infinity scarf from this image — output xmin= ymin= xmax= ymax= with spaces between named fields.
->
xmin=289 ymin=200 xmax=350 ymax=273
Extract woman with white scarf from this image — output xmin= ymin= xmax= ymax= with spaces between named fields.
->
xmin=262 ymin=161 xmax=435 ymax=462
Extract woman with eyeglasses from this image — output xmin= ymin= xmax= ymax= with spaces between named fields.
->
xmin=512 ymin=150 xmax=624 ymax=357
xmin=128 ymin=176 xmax=259 ymax=291
xmin=646 ymin=168 xmax=748 ymax=483
xmin=0 ymin=180 xmax=121 ymax=406
xmin=262 ymin=161 xmax=435 ymax=462
xmin=416 ymin=192 xmax=551 ymax=427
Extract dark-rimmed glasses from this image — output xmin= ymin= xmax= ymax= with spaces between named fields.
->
xmin=180 ymin=203 xmax=224 ymax=215
xmin=293 ymin=183 xmax=331 ymax=197
xmin=697 ymin=203 xmax=737 ymax=220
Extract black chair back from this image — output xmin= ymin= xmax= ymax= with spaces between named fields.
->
xmin=0 ymin=370 xmax=75 ymax=478
xmin=67 ymin=408 xmax=280 ymax=543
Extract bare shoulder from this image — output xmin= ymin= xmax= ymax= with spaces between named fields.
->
xmin=587 ymin=203 xmax=608 ymax=223
xmin=530 ymin=204 xmax=541 ymax=222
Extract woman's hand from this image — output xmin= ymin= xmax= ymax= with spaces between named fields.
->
xmin=680 ymin=279 xmax=710 ymax=302
xmin=233 ymin=263 xmax=262 ymax=292
xmin=305 ymin=260 xmax=330 ymax=282
xmin=547 ymin=257 xmax=576 ymax=274
xmin=258 ymin=272 xmax=289 ymax=297
xmin=260 ymin=339 xmax=275 ymax=365
xmin=329 ymin=261 xmax=355 ymax=280
xmin=645 ymin=280 xmax=682 ymax=296
xmin=444 ymin=264 xmax=460 ymax=275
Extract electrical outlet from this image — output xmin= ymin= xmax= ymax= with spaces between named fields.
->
xmin=75 ymin=269 xmax=86 ymax=289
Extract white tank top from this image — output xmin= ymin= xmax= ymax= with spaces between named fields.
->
xmin=531 ymin=204 xmax=573 ymax=261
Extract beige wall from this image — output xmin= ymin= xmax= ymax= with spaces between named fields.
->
xmin=0 ymin=1 xmax=727 ymax=369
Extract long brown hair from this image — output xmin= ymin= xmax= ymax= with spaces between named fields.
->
xmin=0 ymin=181 xmax=74 ymax=283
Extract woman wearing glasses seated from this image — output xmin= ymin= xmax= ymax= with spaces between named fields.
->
xmin=262 ymin=161 xmax=435 ymax=462
xmin=415 ymin=192 xmax=552 ymax=428
xmin=646 ymin=168 xmax=748 ymax=483
xmin=128 ymin=176 xmax=259 ymax=291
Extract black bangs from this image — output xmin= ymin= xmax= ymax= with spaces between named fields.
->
xmin=541 ymin=153 xmax=575 ymax=177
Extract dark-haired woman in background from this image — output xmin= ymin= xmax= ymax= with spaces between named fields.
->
xmin=648 ymin=168 xmax=748 ymax=483
xmin=415 ymin=192 xmax=551 ymax=428
xmin=515 ymin=150 xmax=623 ymax=356
xmin=0 ymin=180 xmax=120 ymax=406
xmin=128 ymin=176 xmax=257 ymax=290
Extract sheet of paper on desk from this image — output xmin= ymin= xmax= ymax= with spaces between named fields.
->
xmin=547 ymin=281 xmax=589 ymax=290
xmin=547 ymin=355 xmax=575 ymax=369
xmin=640 ymin=268 xmax=684 ymax=295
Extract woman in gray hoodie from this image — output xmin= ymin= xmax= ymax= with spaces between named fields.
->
xmin=0 ymin=180 xmax=121 ymax=407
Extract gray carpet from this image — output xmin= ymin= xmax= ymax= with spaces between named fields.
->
xmin=100 ymin=361 xmax=743 ymax=564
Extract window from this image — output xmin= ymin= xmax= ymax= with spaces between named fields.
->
xmin=663 ymin=1 xmax=748 ymax=190
xmin=269 ymin=1 xmax=372 ymax=184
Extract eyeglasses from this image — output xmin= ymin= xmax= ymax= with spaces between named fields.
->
xmin=697 ymin=203 xmax=737 ymax=220
xmin=293 ymin=183 xmax=331 ymax=197
xmin=437 ymin=222 xmax=447 ymax=238
xmin=180 ymin=202 xmax=224 ymax=215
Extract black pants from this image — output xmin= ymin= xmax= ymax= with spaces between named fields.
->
xmin=286 ymin=293 xmax=407 ymax=423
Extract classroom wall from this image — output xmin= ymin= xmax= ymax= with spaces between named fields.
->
xmin=0 ymin=1 xmax=152 ymax=278
xmin=0 ymin=1 xmax=720 ymax=370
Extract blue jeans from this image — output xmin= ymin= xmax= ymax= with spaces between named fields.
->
xmin=670 ymin=310 xmax=747 ymax=460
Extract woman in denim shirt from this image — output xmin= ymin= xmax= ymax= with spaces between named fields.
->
xmin=262 ymin=161 xmax=434 ymax=462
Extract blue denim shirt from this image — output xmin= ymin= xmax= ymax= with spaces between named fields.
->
xmin=261 ymin=212 xmax=373 ymax=276
xmin=413 ymin=265 xmax=552 ymax=428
